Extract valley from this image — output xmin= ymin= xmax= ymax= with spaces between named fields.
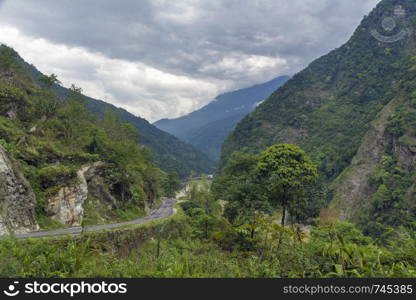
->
xmin=0 ymin=0 xmax=415 ymax=279
xmin=154 ymin=75 xmax=289 ymax=161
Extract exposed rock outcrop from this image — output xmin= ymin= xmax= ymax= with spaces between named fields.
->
xmin=6 ymin=109 xmax=17 ymax=120
xmin=393 ymin=137 xmax=416 ymax=171
xmin=330 ymin=96 xmax=416 ymax=220
xmin=87 ymin=176 xmax=117 ymax=208
xmin=47 ymin=162 xmax=105 ymax=226
xmin=330 ymin=100 xmax=396 ymax=220
xmin=0 ymin=145 xmax=39 ymax=234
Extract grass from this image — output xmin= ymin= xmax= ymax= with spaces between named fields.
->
xmin=83 ymin=195 xmax=146 ymax=226
xmin=36 ymin=215 xmax=65 ymax=230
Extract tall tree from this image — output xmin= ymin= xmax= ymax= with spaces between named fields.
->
xmin=161 ymin=171 xmax=182 ymax=198
xmin=38 ymin=73 xmax=61 ymax=89
xmin=212 ymin=152 xmax=270 ymax=225
xmin=255 ymin=144 xmax=318 ymax=226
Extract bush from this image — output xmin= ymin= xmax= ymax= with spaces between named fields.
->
xmin=38 ymin=165 xmax=77 ymax=189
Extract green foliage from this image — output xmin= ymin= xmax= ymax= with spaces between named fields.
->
xmin=212 ymin=151 xmax=271 ymax=224
xmin=221 ymin=0 xmax=416 ymax=185
xmin=0 ymin=47 xmax=163 ymax=228
xmin=69 ymin=93 xmax=214 ymax=179
xmin=37 ymin=165 xmax=76 ymax=189
xmin=256 ymin=144 xmax=318 ymax=192
xmin=255 ymin=144 xmax=318 ymax=225
xmin=0 ymin=206 xmax=415 ymax=278
xmin=219 ymin=0 xmax=416 ymax=240
xmin=0 ymin=83 xmax=26 ymax=115
xmin=0 ymin=45 xmax=35 ymax=88
xmin=181 ymin=179 xmax=223 ymax=239
xmin=38 ymin=74 xmax=61 ymax=89
xmin=4 ymin=44 xmax=213 ymax=179
xmin=214 ymin=145 xmax=320 ymax=227
xmin=360 ymin=153 xmax=415 ymax=237
xmin=160 ymin=171 xmax=182 ymax=198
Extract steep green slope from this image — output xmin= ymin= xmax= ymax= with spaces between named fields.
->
xmin=222 ymin=0 xmax=416 ymax=185
xmin=331 ymin=55 xmax=416 ymax=233
xmin=154 ymin=76 xmax=289 ymax=160
xmin=16 ymin=55 xmax=214 ymax=178
xmin=0 ymin=45 xmax=162 ymax=232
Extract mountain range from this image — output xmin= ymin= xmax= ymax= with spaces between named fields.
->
xmin=15 ymin=53 xmax=215 ymax=178
xmin=154 ymin=76 xmax=289 ymax=160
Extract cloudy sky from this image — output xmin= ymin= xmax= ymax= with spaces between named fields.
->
xmin=0 ymin=0 xmax=380 ymax=122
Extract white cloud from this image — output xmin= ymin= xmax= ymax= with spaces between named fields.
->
xmin=0 ymin=0 xmax=381 ymax=122
xmin=0 ymin=25 xmax=231 ymax=122
xmin=200 ymin=54 xmax=289 ymax=81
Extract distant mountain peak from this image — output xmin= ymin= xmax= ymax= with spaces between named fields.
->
xmin=154 ymin=75 xmax=289 ymax=160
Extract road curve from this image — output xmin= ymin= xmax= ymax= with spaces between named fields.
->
xmin=8 ymin=198 xmax=177 ymax=239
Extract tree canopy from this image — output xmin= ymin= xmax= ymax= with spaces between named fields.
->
xmin=255 ymin=144 xmax=318 ymax=226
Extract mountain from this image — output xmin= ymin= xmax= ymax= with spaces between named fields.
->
xmin=154 ymin=76 xmax=289 ymax=160
xmin=331 ymin=56 xmax=416 ymax=233
xmin=220 ymin=0 xmax=416 ymax=226
xmin=0 ymin=45 xmax=169 ymax=233
xmin=14 ymin=54 xmax=214 ymax=178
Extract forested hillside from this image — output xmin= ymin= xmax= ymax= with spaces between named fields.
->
xmin=17 ymin=55 xmax=214 ymax=178
xmin=331 ymin=53 xmax=416 ymax=233
xmin=0 ymin=45 xmax=174 ymax=233
xmin=221 ymin=0 xmax=416 ymax=221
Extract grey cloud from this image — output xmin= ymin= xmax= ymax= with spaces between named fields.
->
xmin=0 ymin=0 xmax=380 ymax=121
xmin=0 ymin=0 xmax=379 ymax=75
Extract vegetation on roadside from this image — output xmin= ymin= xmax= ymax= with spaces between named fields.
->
xmin=1 ymin=203 xmax=415 ymax=278
xmin=1 ymin=145 xmax=415 ymax=278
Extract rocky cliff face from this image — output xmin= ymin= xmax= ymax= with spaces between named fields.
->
xmin=330 ymin=100 xmax=396 ymax=220
xmin=46 ymin=162 xmax=106 ymax=226
xmin=393 ymin=137 xmax=416 ymax=171
xmin=330 ymin=95 xmax=416 ymax=221
xmin=0 ymin=145 xmax=39 ymax=234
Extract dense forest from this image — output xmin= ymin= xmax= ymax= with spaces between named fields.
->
xmin=0 ymin=0 xmax=415 ymax=279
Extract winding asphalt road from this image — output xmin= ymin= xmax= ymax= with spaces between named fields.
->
xmin=10 ymin=198 xmax=177 ymax=239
